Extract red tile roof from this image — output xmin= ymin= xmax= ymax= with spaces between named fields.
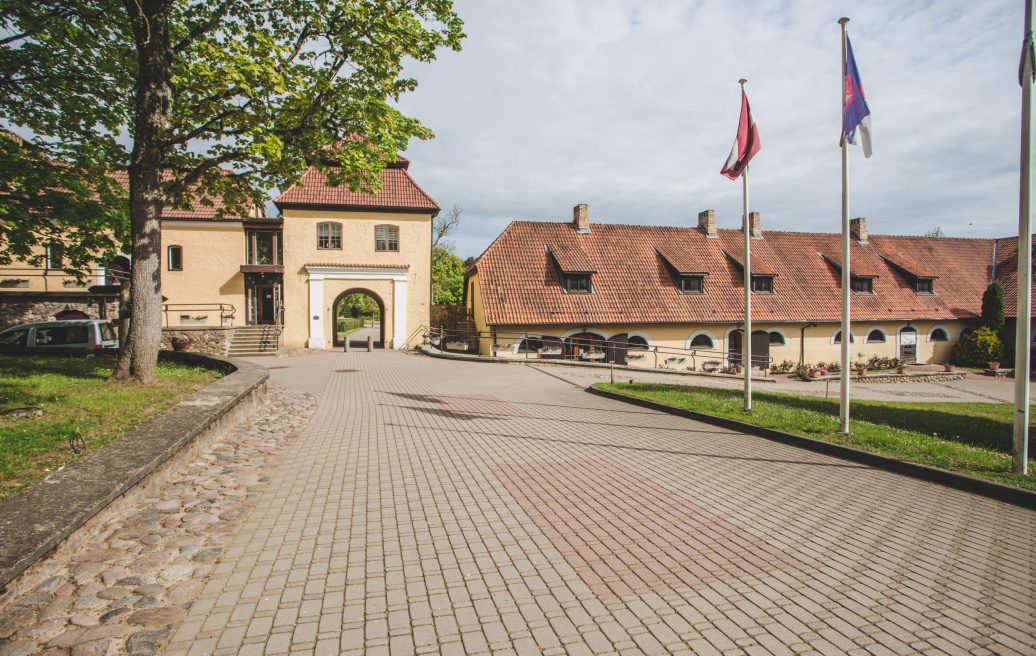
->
xmin=818 ymin=247 xmax=882 ymax=278
xmin=547 ymin=242 xmax=595 ymax=273
xmin=110 ymin=170 xmax=265 ymax=221
xmin=472 ymin=221 xmax=1000 ymax=326
xmin=654 ymin=244 xmax=708 ymax=275
xmin=992 ymin=235 xmax=1036 ymax=318
xmin=274 ymin=160 xmax=439 ymax=213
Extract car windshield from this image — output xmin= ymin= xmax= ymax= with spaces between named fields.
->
xmin=0 ymin=329 xmax=28 ymax=347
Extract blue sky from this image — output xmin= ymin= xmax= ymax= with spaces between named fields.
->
xmin=396 ymin=0 xmax=1024 ymax=259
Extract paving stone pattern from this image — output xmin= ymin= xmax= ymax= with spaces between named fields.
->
xmin=167 ymin=352 xmax=1034 ymax=655
xmin=0 ymin=386 xmax=315 ymax=656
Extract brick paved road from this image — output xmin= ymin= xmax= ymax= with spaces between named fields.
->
xmin=166 ymin=352 xmax=1036 ymax=656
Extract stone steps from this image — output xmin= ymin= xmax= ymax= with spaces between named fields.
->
xmin=227 ymin=325 xmax=280 ymax=356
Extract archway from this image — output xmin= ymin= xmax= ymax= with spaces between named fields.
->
xmin=332 ymin=289 xmax=385 ymax=348
xmin=564 ymin=331 xmax=606 ymax=360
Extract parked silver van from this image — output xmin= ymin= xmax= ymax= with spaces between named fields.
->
xmin=0 ymin=320 xmax=119 ymax=354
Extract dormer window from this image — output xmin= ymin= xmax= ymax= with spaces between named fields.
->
xmin=916 ymin=279 xmax=935 ymax=294
xmin=751 ymin=275 xmax=775 ymax=294
xmin=679 ymin=275 xmax=705 ymax=294
xmin=851 ymin=277 xmax=874 ymax=294
xmin=564 ymin=274 xmax=591 ymax=293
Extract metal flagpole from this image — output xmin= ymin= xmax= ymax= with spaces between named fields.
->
xmin=1014 ymin=0 xmax=1033 ymax=475
xmin=838 ymin=17 xmax=851 ymax=434
xmin=741 ymin=78 xmax=752 ymax=412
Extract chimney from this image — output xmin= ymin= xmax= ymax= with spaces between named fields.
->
xmin=850 ymin=217 xmax=868 ymax=243
xmin=748 ymin=211 xmax=763 ymax=239
xmin=573 ymin=203 xmax=590 ymax=233
xmin=697 ymin=209 xmax=717 ymax=238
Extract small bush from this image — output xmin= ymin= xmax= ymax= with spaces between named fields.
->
xmin=953 ymin=326 xmax=1004 ymax=366
xmin=771 ymin=359 xmax=796 ymax=374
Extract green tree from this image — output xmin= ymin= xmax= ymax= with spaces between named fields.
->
xmin=463 ymin=256 xmax=476 ymax=268
xmin=953 ymin=326 xmax=1004 ymax=367
xmin=981 ymin=282 xmax=1006 ymax=334
xmin=432 ymin=246 xmax=464 ymax=305
xmin=925 ymin=226 xmax=945 ymax=237
xmin=1 ymin=0 xmax=464 ymax=382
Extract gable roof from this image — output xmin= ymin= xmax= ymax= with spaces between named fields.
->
xmin=274 ymin=159 xmax=439 ymax=213
xmin=473 ymin=220 xmax=1000 ymax=326
xmin=109 ymin=170 xmax=269 ymax=222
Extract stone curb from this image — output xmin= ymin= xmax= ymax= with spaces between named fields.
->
xmin=417 ymin=344 xmax=778 ymax=383
xmin=0 ymin=351 xmax=269 ymax=593
xmin=587 ymin=385 xmax=1036 ymax=511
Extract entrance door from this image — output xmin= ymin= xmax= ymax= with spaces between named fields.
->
xmin=899 ymin=327 xmax=917 ymax=363
xmin=750 ymin=330 xmax=770 ymax=369
xmin=256 ymin=285 xmax=275 ymax=324
xmin=606 ymin=333 xmax=629 ymax=364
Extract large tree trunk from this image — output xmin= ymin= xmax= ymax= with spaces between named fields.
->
xmin=111 ymin=278 xmax=133 ymax=379
xmin=116 ymin=0 xmax=173 ymax=384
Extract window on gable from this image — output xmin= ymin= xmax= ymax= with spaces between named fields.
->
xmin=167 ymin=245 xmax=183 ymax=271
xmin=679 ymin=275 xmax=704 ymax=293
xmin=852 ymin=277 xmax=874 ymax=294
xmin=930 ymin=327 xmax=949 ymax=342
xmin=916 ymin=279 xmax=934 ymax=294
xmin=564 ymin=274 xmax=591 ymax=293
xmin=866 ymin=329 xmax=887 ymax=343
xmin=375 ymin=224 xmax=399 ymax=252
xmin=46 ymin=244 xmax=64 ymax=270
xmin=751 ymin=275 xmax=774 ymax=293
xmin=317 ymin=222 xmax=342 ymax=249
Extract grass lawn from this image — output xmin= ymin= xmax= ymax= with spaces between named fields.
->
xmin=596 ymin=382 xmax=1036 ymax=491
xmin=336 ymin=316 xmax=375 ymax=340
xmin=0 ymin=356 xmax=219 ymax=502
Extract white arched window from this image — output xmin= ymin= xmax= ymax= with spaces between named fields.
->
xmin=865 ymin=328 xmax=887 ymax=343
xmin=768 ymin=330 xmax=786 ymax=345
xmin=832 ymin=330 xmax=855 ymax=344
xmin=928 ymin=327 xmax=950 ymax=342
xmin=686 ymin=331 xmax=715 ymax=349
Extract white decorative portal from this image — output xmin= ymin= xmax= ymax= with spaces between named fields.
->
xmin=304 ymin=265 xmax=409 ymax=349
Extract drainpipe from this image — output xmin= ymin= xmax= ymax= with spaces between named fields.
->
xmin=800 ymin=322 xmax=817 ymax=366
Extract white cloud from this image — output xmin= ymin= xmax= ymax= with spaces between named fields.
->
xmin=397 ymin=0 xmax=1022 ymax=258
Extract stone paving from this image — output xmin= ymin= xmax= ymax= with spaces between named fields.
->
xmin=0 ymin=386 xmax=315 ymax=656
xmin=154 ymin=351 xmax=1033 ymax=656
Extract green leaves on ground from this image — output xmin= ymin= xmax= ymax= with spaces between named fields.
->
xmin=0 ymin=356 xmax=217 ymax=501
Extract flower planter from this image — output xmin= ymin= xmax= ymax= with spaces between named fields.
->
xmin=943 ymin=364 xmax=955 ymax=372
xmin=809 ymin=369 xmax=822 ymax=378
xmin=538 ymin=347 xmax=562 ymax=356
xmin=581 ymin=352 xmax=606 ymax=361
xmin=896 ymin=365 xmax=907 ymax=374
xmin=856 ymin=368 xmax=868 ymax=376
xmin=987 ymin=361 xmax=1000 ymax=370
xmin=171 ymin=337 xmax=191 ymax=352
xmin=446 ymin=342 xmax=469 ymax=351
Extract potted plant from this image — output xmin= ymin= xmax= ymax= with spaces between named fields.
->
xmin=943 ymin=363 xmax=955 ymax=372
xmin=171 ymin=335 xmax=191 ymax=352
xmin=896 ymin=363 xmax=907 ymax=374
xmin=988 ymin=361 xmax=1000 ymax=370
xmin=809 ymin=368 xmax=822 ymax=378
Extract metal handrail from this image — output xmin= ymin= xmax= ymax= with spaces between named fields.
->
xmin=162 ymin=303 xmax=237 ymax=328
xmin=419 ymin=325 xmax=773 ymax=373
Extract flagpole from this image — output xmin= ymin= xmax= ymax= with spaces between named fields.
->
xmin=1014 ymin=0 xmax=1033 ymax=475
xmin=838 ymin=17 xmax=851 ymax=434
xmin=740 ymin=78 xmax=752 ymax=412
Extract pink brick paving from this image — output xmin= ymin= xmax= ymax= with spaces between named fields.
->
xmin=493 ymin=459 xmax=792 ymax=600
xmin=154 ymin=351 xmax=1035 ymax=656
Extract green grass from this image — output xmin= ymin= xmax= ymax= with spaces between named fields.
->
xmin=596 ymin=382 xmax=1036 ymax=491
xmin=336 ymin=316 xmax=371 ymax=339
xmin=0 ymin=356 xmax=219 ymax=501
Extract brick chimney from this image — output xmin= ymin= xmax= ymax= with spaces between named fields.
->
xmin=697 ymin=209 xmax=717 ymax=238
xmin=748 ymin=211 xmax=763 ymax=239
xmin=573 ymin=203 xmax=590 ymax=233
xmin=850 ymin=217 xmax=868 ymax=243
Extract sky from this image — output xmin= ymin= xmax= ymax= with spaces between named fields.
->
xmin=394 ymin=0 xmax=1025 ymax=259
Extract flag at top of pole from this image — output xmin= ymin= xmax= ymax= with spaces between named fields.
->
xmin=844 ymin=35 xmax=873 ymax=158
xmin=720 ymin=88 xmax=761 ymax=179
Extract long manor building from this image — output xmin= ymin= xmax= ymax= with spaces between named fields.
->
xmin=463 ymin=204 xmax=1035 ymax=368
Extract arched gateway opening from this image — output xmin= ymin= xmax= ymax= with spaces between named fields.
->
xmin=333 ymin=289 xmax=385 ymax=348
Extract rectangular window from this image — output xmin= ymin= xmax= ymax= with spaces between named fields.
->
xmin=317 ymin=222 xmax=342 ymax=249
xmin=46 ymin=244 xmax=64 ymax=270
xmin=751 ymin=276 xmax=774 ymax=293
xmin=916 ymin=279 xmax=934 ymax=294
xmin=851 ymin=277 xmax=874 ymax=294
xmin=99 ymin=322 xmax=116 ymax=342
xmin=679 ymin=275 xmax=704 ymax=293
xmin=375 ymin=224 xmax=400 ymax=252
xmin=248 ymin=231 xmax=280 ymax=264
xmin=565 ymin=274 xmax=591 ymax=293
xmin=167 ymin=245 xmax=183 ymax=271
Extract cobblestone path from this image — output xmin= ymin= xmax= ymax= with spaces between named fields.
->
xmin=159 ymin=352 xmax=1033 ymax=656
xmin=0 ymin=386 xmax=315 ymax=656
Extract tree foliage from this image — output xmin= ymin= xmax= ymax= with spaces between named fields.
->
xmin=981 ymin=282 xmax=1006 ymax=333
xmin=336 ymin=292 xmax=380 ymax=320
xmin=432 ymin=245 xmax=464 ymax=305
xmin=953 ymin=327 xmax=1004 ymax=367
xmin=0 ymin=0 xmax=464 ymax=381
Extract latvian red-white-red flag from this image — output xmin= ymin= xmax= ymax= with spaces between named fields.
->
xmin=720 ymin=90 xmax=761 ymax=180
